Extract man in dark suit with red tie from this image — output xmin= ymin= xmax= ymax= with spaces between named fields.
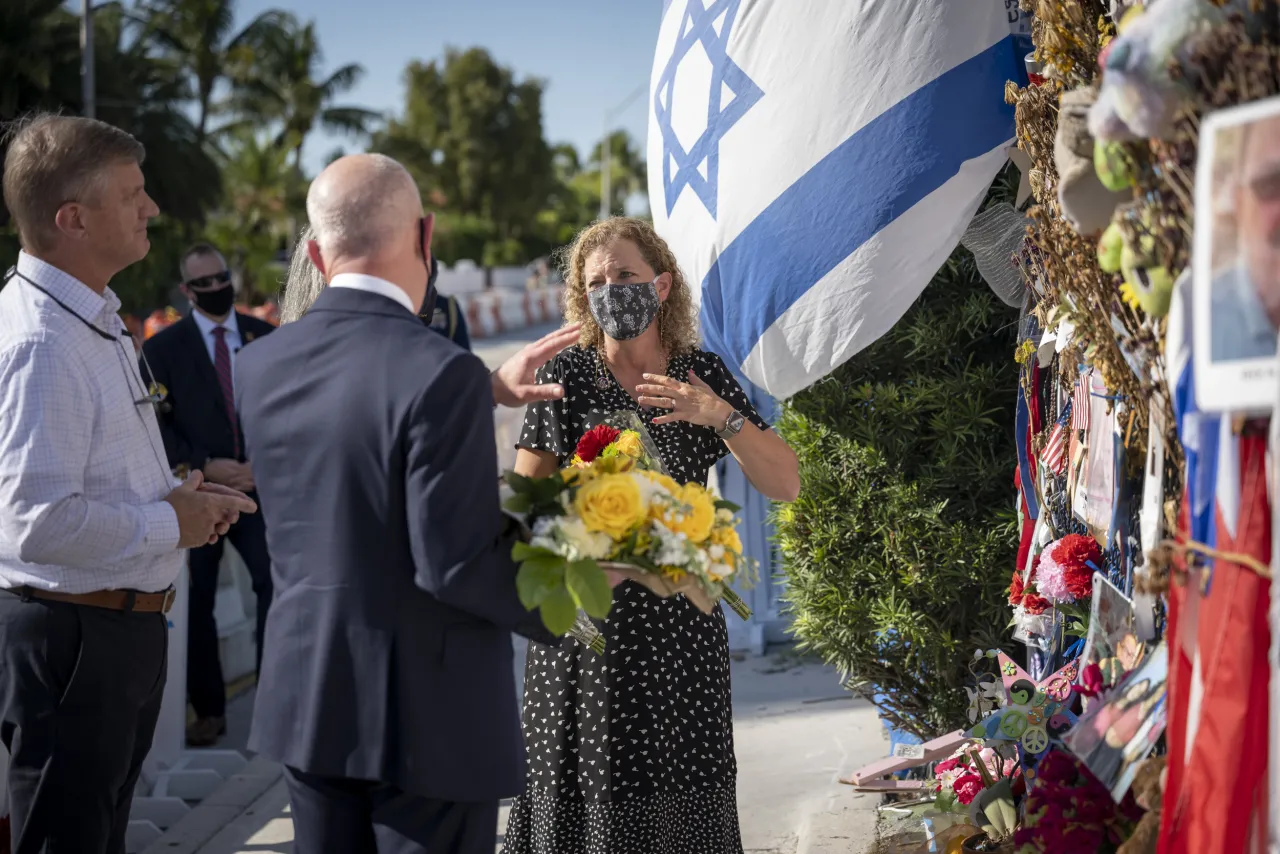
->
xmin=141 ymin=243 xmax=276 ymax=746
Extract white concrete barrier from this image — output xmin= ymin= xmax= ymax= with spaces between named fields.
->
xmin=456 ymin=286 xmax=564 ymax=340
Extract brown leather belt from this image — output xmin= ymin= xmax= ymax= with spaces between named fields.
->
xmin=7 ymin=586 xmax=176 ymax=614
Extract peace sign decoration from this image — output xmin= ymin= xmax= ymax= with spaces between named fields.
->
xmin=966 ymin=652 xmax=1080 ymax=777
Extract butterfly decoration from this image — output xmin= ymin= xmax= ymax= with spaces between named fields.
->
xmin=966 ymin=653 xmax=1080 ymax=778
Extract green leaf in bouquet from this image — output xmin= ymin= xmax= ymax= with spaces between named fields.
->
xmin=512 ymin=542 xmax=560 ymax=562
xmin=565 ymin=559 xmax=612 ymax=620
xmin=540 ymin=586 xmax=578 ymax=636
xmin=516 ymin=555 xmax=565 ymax=610
xmin=503 ymin=493 xmax=533 ymax=514
xmin=505 ymin=471 xmax=534 ymax=492
xmin=713 ymin=498 xmax=742 ymax=513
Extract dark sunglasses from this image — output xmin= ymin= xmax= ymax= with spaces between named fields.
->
xmin=184 ymin=269 xmax=232 ymax=290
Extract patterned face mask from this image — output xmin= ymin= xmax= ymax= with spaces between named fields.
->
xmin=586 ymin=281 xmax=661 ymax=341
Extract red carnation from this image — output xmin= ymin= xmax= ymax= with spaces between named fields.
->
xmin=1021 ymin=593 xmax=1050 ymax=615
xmin=1008 ymin=570 xmax=1026 ymax=606
xmin=575 ymin=424 xmax=621 ymax=463
xmin=935 ymin=757 xmax=962 ymax=775
xmin=1056 ymin=534 xmax=1101 ymax=573
xmin=953 ymin=773 xmax=984 ymax=805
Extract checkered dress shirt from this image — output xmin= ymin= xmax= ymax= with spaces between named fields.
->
xmin=0 ymin=252 xmax=183 ymax=593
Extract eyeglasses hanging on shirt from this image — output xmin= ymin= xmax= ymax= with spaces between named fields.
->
xmin=5 ymin=268 xmax=168 ymax=408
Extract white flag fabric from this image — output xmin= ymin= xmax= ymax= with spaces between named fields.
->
xmin=647 ymin=0 xmax=1025 ymax=398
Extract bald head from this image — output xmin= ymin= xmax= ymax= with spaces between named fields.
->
xmin=307 ymin=153 xmax=421 ymax=261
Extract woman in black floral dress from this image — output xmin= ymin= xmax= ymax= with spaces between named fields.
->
xmin=502 ymin=218 xmax=800 ymax=854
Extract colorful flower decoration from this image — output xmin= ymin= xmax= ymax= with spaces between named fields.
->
xmin=968 ymin=653 xmax=1080 ymax=776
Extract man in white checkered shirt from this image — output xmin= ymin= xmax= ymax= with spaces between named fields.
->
xmin=0 ymin=114 xmax=258 ymax=853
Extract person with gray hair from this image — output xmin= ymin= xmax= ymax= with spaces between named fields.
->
xmin=0 ymin=114 xmax=257 ymax=852
xmin=279 ymin=225 xmax=326 ymax=324
xmin=234 ymin=153 xmax=590 ymax=852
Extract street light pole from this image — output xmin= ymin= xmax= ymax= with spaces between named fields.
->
xmin=600 ymin=115 xmax=612 ymax=221
xmin=598 ymin=84 xmax=647 ymax=221
xmin=80 ymin=0 xmax=94 ymax=118
xmin=81 ymin=0 xmax=95 ymax=119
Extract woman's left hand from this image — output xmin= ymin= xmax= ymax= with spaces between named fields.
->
xmin=636 ymin=370 xmax=732 ymax=428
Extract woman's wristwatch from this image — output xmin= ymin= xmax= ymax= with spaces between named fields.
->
xmin=716 ymin=409 xmax=747 ymax=440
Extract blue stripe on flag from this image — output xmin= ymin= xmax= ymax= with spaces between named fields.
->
xmin=699 ymin=36 xmax=1020 ymax=373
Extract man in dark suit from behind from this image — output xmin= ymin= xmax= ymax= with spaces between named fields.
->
xmin=141 ymin=243 xmax=276 ymax=747
xmin=235 ymin=153 xmax=584 ymax=853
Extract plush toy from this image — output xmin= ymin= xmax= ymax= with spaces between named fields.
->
xmin=1089 ymin=0 xmax=1229 ymax=142
xmin=1095 ymin=214 xmax=1177 ymax=317
xmin=1116 ymin=756 xmax=1165 ymax=854
xmin=1094 ymin=139 xmax=1136 ymax=193
xmin=1055 ymin=88 xmax=1132 ymax=235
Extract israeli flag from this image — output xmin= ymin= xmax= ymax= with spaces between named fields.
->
xmin=648 ymin=0 xmax=1027 ymax=398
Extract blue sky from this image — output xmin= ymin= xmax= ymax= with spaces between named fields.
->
xmin=231 ymin=0 xmax=662 ymax=173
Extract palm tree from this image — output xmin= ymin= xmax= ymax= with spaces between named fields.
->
xmin=228 ymin=16 xmax=379 ymax=167
xmin=205 ymin=129 xmax=305 ymax=300
xmin=135 ymin=0 xmax=288 ymax=144
xmin=93 ymin=3 xmax=222 ymax=224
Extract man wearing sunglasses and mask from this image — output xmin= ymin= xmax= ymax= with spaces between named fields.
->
xmin=1211 ymin=114 xmax=1280 ymax=362
xmin=140 ymin=243 xmax=276 ymax=747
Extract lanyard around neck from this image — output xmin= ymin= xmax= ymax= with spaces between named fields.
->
xmin=6 ymin=268 xmax=122 ymax=341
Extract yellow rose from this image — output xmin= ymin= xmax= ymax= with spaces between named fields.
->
xmin=574 ymin=473 xmax=647 ymax=539
xmin=642 ymin=470 xmax=681 ymax=495
xmin=613 ymin=430 xmax=645 ymax=459
xmin=710 ymin=525 xmax=743 ymax=556
xmin=663 ymin=483 xmax=715 ymax=543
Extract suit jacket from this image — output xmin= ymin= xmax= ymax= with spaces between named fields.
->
xmin=234 ymin=286 xmax=546 ymax=803
xmin=142 ymin=311 xmax=276 ymax=471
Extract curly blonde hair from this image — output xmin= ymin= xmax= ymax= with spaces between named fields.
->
xmin=559 ymin=217 xmax=700 ymax=355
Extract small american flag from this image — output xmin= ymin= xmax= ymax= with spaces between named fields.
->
xmin=1071 ymin=373 xmax=1091 ymax=432
xmin=1041 ymin=421 xmax=1068 ymax=475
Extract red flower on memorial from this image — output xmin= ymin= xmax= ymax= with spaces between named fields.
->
xmin=1021 ymin=593 xmax=1051 ymax=615
xmin=575 ymin=424 xmax=621 ymax=463
xmin=953 ymin=773 xmax=985 ymax=805
xmin=1008 ymin=569 xmax=1026 ymax=606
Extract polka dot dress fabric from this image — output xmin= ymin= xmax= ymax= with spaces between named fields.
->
xmin=502 ymin=346 xmax=767 ymax=854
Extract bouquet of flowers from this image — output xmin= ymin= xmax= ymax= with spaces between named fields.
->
xmin=933 ymin=744 xmax=1018 ymax=811
xmin=1013 ymin=749 xmax=1141 ymax=854
xmin=503 ymin=412 xmax=756 ymax=651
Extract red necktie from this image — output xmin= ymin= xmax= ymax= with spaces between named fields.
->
xmin=212 ymin=327 xmax=240 ymax=458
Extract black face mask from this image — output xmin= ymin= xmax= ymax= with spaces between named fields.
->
xmin=420 ymin=217 xmax=437 ymax=311
xmin=191 ymin=284 xmax=235 ymax=317
xmin=587 ymin=281 xmax=661 ymax=341
xmin=425 ymin=254 xmax=439 ymax=311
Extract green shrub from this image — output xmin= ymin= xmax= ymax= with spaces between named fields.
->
xmin=773 ymin=247 xmax=1020 ymax=739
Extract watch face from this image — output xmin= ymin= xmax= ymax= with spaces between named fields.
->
xmin=729 ymin=411 xmax=746 ymax=431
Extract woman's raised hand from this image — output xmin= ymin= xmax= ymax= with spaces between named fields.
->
xmin=636 ymin=370 xmax=732 ymax=428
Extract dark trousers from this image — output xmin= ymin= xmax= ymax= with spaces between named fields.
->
xmin=284 ymin=767 xmax=498 ymax=854
xmin=0 ymin=595 xmax=167 ymax=854
xmin=187 ymin=500 xmax=272 ymax=718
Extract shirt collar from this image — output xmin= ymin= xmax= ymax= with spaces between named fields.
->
xmin=15 ymin=250 xmax=122 ymax=330
xmin=328 ymin=273 xmax=416 ymax=314
xmin=191 ymin=306 xmax=240 ymax=339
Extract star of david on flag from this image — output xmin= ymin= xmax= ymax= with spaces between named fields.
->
xmin=648 ymin=0 xmax=1029 ymax=398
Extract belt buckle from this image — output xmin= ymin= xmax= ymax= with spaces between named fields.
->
xmin=161 ymin=587 xmax=176 ymax=614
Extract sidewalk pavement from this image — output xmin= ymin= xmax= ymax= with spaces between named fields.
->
xmin=146 ymin=644 xmax=885 ymax=854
